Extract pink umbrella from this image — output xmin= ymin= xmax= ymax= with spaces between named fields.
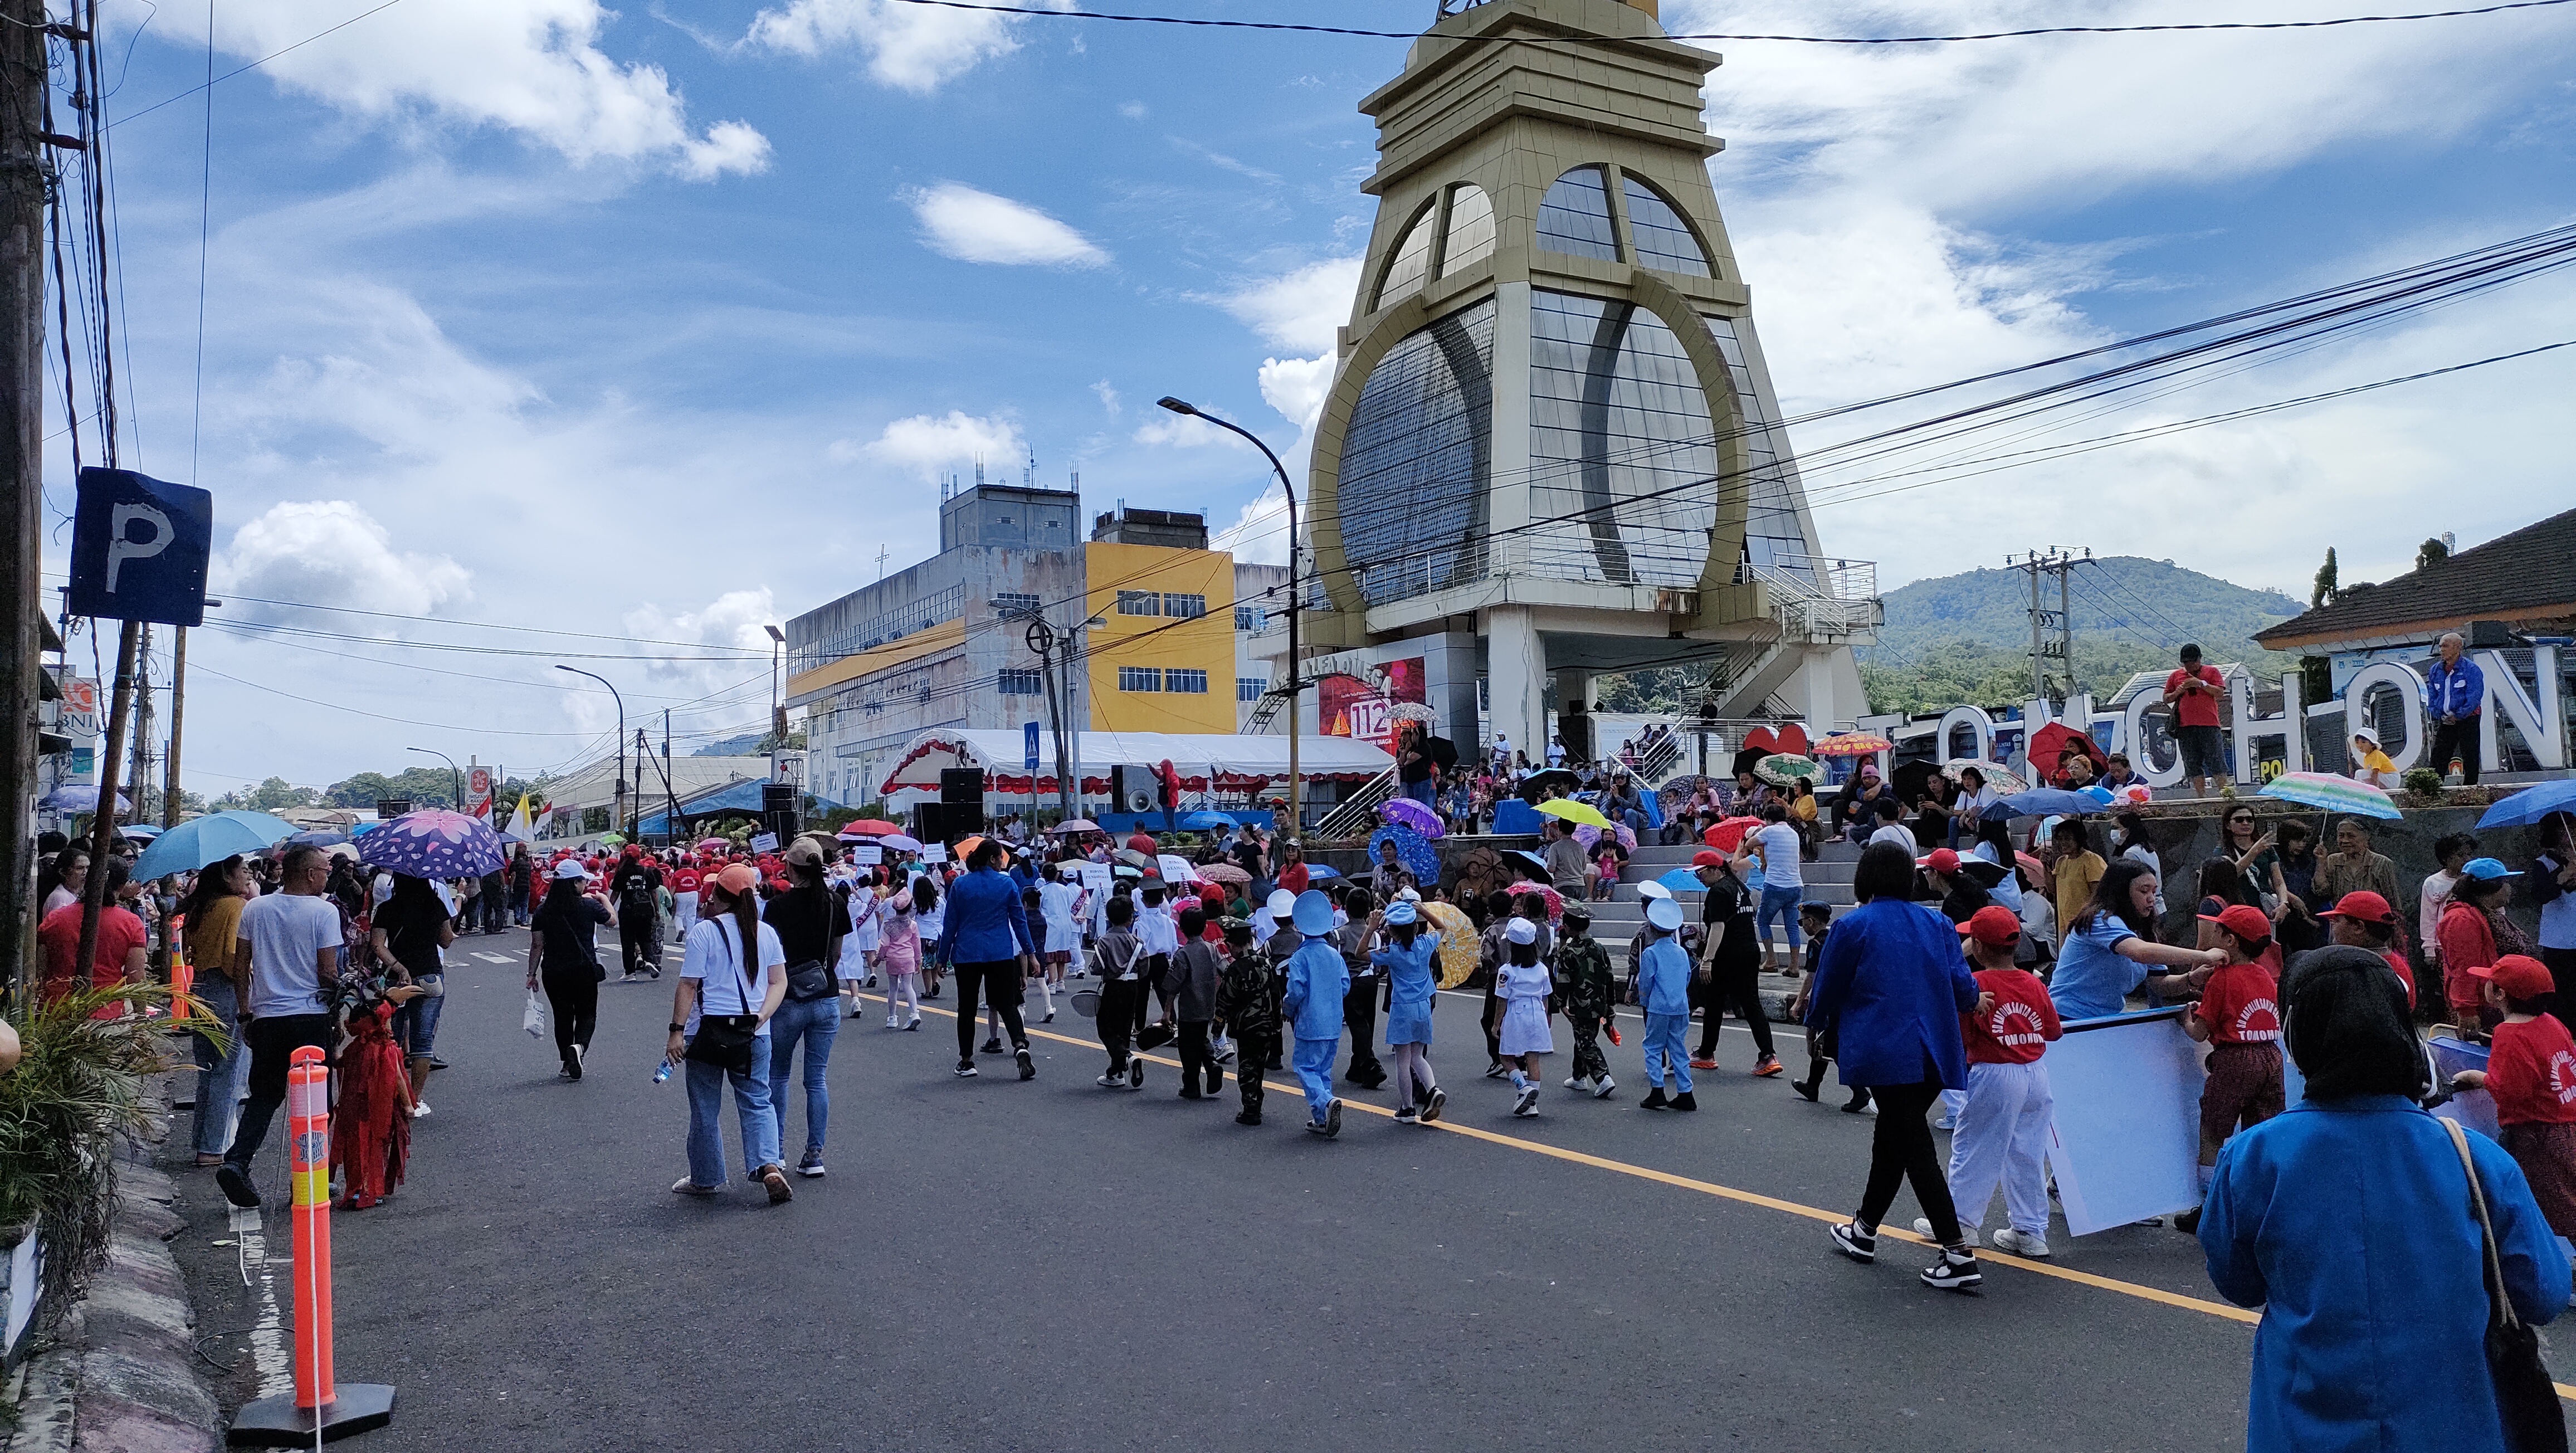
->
xmin=1378 ymin=797 xmax=1445 ymax=838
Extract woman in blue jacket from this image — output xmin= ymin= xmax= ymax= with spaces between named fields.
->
xmin=1807 ymin=841 xmax=1985 ymax=1293
xmin=2201 ymin=945 xmax=2568 ymax=1453
xmin=941 ymin=839 xmax=1040 ymax=1081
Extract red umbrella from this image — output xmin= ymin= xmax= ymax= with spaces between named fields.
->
xmin=1704 ymin=816 xmax=1763 ymax=852
xmin=2028 ymin=723 xmax=2105 ymax=785
xmin=842 ymin=818 xmax=901 ymax=838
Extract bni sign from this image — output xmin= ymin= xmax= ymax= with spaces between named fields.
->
xmin=66 ymin=467 xmax=212 ymax=627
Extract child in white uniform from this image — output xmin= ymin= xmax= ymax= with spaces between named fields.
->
xmin=1495 ymin=917 xmax=1555 ymax=1118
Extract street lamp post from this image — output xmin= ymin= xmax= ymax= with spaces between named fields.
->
xmin=764 ymin=624 xmax=786 ymax=753
xmin=556 ymin=665 xmax=628 ymax=837
xmin=406 ymin=745 xmax=464 ymax=813
xmin=1157 ymin=397 xmax=1302 ymax=833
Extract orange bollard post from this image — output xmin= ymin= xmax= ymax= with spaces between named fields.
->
xmin=226 ymin=1046 xmax=396 ymax=1446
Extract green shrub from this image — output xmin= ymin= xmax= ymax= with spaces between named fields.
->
xmin=2403 ymin=767 xmax=2446 ymax=799
xmin=0 ymin=985 xmax=219 ymax=1312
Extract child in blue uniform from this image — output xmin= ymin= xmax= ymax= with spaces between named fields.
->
xmin=1281 ymin=890 xmax=1351 ymax=1138
xmin=1375 ymin=899 xmax=1445 ymax=1125
xmin=1637 ymin=896 xmax=1697 ymax=1111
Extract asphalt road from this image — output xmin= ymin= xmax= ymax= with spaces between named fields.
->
xmin=167 ymin=925 xmax=2267 ymax=1452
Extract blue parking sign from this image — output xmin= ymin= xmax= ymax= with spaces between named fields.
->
xmin=67 ymin=467 xmax=212 ymax=626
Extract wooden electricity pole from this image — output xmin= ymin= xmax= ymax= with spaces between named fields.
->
xmin=0 ymin=0 xmax=48 ymax=1000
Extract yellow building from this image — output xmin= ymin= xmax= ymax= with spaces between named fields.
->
xmin=1084 ymin=510 xmax=1238 ymax=735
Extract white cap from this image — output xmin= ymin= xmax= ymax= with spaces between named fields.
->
xmin=1266 ymin=888 xmax=1297 ymax=918
xmin=551 ymin=860 xmax=590 ymax=881
xmin=1637 ymin=880 xmax=1672 ymax=901
xmin=1504 ymin=916 xmax=1538 ymax=945
xmin=1396 ymin=886 xmax=1421 ymax=903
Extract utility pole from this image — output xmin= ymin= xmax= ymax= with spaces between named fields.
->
xmin=128 ymin=621 xmax=150 ymax=822
xmin=663 ymin=709 xmax=678 ymax=842
xmin=70 ymin=621 xmax=136 ymax=989
xmin=161 ymin=626 xmax=185 ymax=826
xmin=2010 ymin=549 xmax=2077 ymax=705
xmin=1015 ymin=609 xmax=1074 ymax=823
xmin=0 ymin=0 xmax=44 ymax=999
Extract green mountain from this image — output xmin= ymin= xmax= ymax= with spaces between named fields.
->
xmin=1859 ymin=556 xmax=2302 ymax=715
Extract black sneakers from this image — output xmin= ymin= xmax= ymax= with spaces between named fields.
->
xmin=1128 ymin=1057 xmax=1146 ymax=1090
xmin=1640 ymin=1087 xmax=1669 ymax=1110
xmin=1920 ymin=1251 xmax=1983 ymax=1294
xmin=1670 ymin=1092 xmax=1699 ymax=1111
xmin=1830 ymin=1220 xmax=1877 ymax=1264
xmin=1419 ymin=1089 xmax=1446 ymax=1124
xmin=954 ymin=1061 xmax=978 ymax=1078
xmin=1016 ymin=1048 xmax=1036 ymax=1081
xmin=216 ymin=1164 xmax=260 ymax=1209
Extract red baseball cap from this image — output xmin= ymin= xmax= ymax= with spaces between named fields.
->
xmin=1691 ymin=849 xmax=1725 ymax=867
xmin=2198 ymin=903 xmax=2275 ymax=942
xmin=1920 ymin=848 xmax=1960 ymax=875
xmin=2472 ymin=954 xmax=2557 ymax=999
xmin=1956 ymin=905 xmax=2021 ymax=945
xmin=2318 ymin=890 xmax=2397 ymax=925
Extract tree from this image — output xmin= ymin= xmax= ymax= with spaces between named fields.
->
xmin=2415 ymin=537 xmax=2450 ymax=572
xmin=2310 ymin=547 xmax=2339 ymax=610
xmin=246 ymin=776 xmax=315 ymax=811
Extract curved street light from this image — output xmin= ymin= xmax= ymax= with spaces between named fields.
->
xmin=555 ymin=665 xmax=628 ymax=837
xmin=1157 ymin=396 xmax=1303 ymax=833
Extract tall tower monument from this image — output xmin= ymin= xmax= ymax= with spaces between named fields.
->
xmin=1297 ymin=0 xmax=1877 ymax=761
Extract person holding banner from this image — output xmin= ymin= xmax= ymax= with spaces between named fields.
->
xmin=2046 ymin=860 xmax=2225 ymax=1021
xmin=2200 ymin=945 xmax=2568 ymax=1453
xmin=2447 ymin=954 xmax=2576 ymax=1241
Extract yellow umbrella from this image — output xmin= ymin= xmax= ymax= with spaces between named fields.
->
xmin=1419 ymin=901 xmax=1481 ymax=989
xmin=1534 ymin=798 xmax=1613 ymax=830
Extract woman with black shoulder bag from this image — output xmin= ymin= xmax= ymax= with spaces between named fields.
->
xmin=763 ymin=840 xmax=849 ymax=1179
xmin=666 ymin=864 xmax=793 ymax=1205
xmin=526 ymin=859 xmax=613 ymax=1079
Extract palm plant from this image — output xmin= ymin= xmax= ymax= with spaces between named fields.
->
xmin=0 ymin=984 xmax=221 ymax=1311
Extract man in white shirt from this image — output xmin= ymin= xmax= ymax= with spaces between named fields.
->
xmin=216 ymin=845 xmax=348 ymax=1210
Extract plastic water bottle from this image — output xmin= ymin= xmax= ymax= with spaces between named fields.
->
xmin=652 ymin=1055 xmax=674 ymax=1085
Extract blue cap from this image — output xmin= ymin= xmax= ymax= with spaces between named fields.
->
xmin=1646 ymin=896 xmax=1684 ymax=932
xmin=2461 ymin=857 xmax=2515 ymax=882
xmin=1291 ymin=889 xmax=1336 ymax=937
xmin=1383 ymin=900 xmax=1417 ymax=926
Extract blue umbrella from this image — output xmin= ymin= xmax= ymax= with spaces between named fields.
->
xmin=128 ymin=810 xmax=299 ymax=882
xmin=288 ymin=829 xmax=349 ymax=848
xmin=45 ymin=785 xmax=129 ymax=813
xmin=2479 ymin=779 xmax=2576 ymax=831
xmin=1655 ymin=866 xmax=1706 ymax=894
xmin=1996 ymin=788 xmax=2108 ymax=818
xmin=1303 ymin=864 xmax=1342 ymax=882
xmin=119 ymin=823 xmax=163 ymax=840
xmin=1511 ymin=849 xmax=1550 ymax=871
xmin=357 ymin=808 xmax=506 ymax=879
xmin=1179 ymin=811 xmax=1236 ymax=831
xmin=1367 ymin=823 xmax=1441 ymax=885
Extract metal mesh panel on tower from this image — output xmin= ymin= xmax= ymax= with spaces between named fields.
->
xmin=1334 ymin=300 xmax=1496 ymax=607
xmin=1528 ymin=289 xmax=1716 ymax=588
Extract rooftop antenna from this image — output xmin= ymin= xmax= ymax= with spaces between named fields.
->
xmin=1024 ymin=444 xmax=1036 ymax=490
xmin=1070 ymin=469 xmax=1080 ymax=493
xmin=975 ymin=459 xmax=985 ymax=489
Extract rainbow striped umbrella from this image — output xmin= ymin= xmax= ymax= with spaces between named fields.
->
xmin=2258 ymin=771 xmax=2402 ymax=821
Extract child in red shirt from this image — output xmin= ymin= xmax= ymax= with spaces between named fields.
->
xmin=1914 ymin=907 xmax=2063 ymax=1258
xmin=2178 ymin=904 xmax=2286 ymax=1234
xmin=2319 ymin=890 xmax=2411 ymax=1006
xmin=2451 ymin=954 xmax=2576 ymax=1238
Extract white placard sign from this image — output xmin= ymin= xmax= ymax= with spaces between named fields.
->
xmin=1076 ymin=861 xmax=1113 ymax=899
xmin=2042 ymin=1008 xmax=2207 ymax=1237
xmin=921 ymin=844 xmax=948 ymax=864
xmin=854 ymin=845 xmax=883 ymax=865
xmin=1157 ymin=853 xmax=1199 ymax=885
xmin=749 ymin=832 xmax=779 ymax=854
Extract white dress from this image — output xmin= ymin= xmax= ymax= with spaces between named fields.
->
xmin=1496 ymin=960 xmax=1555 ymax=1056
xmin=1039 ymin=879 xmax=1081 ymax=955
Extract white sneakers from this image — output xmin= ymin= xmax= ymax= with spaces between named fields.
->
xmin=1989 ymin=1227 xmax=2050 ymax=1259
xmin=1912 ymin=1218 xmax=1979 ymax=1247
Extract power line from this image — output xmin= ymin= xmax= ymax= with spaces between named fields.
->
xmin=107 ymin=0 xmax=408 ymax=131
xmin=881 ymin=0 xmax=2575 ymax=45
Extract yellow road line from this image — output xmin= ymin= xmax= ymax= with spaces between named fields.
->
xmin=862 ymin=991 xmax=2576 ymax=1397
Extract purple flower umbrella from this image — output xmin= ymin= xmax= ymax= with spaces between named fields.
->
xmin=357 ymin=807 xmax=506 ymax=880
xmin=1378 ymin=796 xmax=1445 ymax=838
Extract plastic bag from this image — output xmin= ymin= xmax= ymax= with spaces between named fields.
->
xmin=523 ymin=989 xmax=545 ymax=1038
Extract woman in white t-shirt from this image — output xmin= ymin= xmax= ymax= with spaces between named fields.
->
xmin=1749 ymin=807 xmax=1807 ymax=975
xmin=666 ymin=864 xmax=792 ymax=1203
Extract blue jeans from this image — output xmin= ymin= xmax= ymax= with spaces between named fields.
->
xmin=1643 ymin=1012 xmax=1693 ymax=1093
xmin=1292 ymin=1037 xmax=1339 ymax=1123
xmin=391 ymin=975 xmax=444 ymax=1056
xmin=190 ymin=974 xmax=249 ymax=1157
xmin=767 ymin=995 xmax=840 ymax=1156
xmin=1403 ymin=779 xmax=1437 ymax=806
xmin=685 ymin=1037 xmax=780 ymax=1186
xmin=1757 ymin=886 xmax=1804 ymax=955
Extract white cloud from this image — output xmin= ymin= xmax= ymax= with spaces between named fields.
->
xmin=212 ymin=500 xmax=471 ymax=621
xmin=1091 ymin=379 xmax=1121 ymax=416
xmin=1211 ymin=485 xmax=1291 ymax=567
xmin=1211 ymin=257 xmax=1360 ymax=354
xmin=616 ymin=589 xmax=782 ymax=712
xmin=844 ymin=411 xmax=1026 ymax=481
xmin=1133 ymin=412 xmax=1256 ymax=451
xmin=1256 ymin=354 xmax=1335 ymax=433
xmin=209 ymin=0 xmax=768 ymax=178
xmin=903 ymin=182 xmax=1110 ymax=268
xmin=1119 ymin=101 xmax=1148 ymax=120
xmin=744 ymin=0 xmax=1060 ymax=92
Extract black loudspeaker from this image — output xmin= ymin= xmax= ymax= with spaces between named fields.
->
xmin=914 ymin=803 xmax=947 ymax=841
xmin=762 ymin=782 xmax=799 ymax=840
xmin=940 ymin=768 xmax=985 ymax=803
xmin=945 ymin=803 xmax=985 ymax=837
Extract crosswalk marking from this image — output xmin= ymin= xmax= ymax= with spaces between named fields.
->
xmin=472 ymin=952 xmax=516 ymax=964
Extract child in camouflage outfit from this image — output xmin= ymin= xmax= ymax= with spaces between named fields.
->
xmin=1213 ymin=917 xmax=1281 ymax=1126
xmin=1555 ymin=907 xmax=1618 ymax=1099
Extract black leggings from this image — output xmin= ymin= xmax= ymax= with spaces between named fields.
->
xmin=540 ymin=966 xmax=599 ymax=1068
xmin=1858 ymin=1079 xmax=1963 ymax=1244
xmin=952 ymin=960 xmax=1026 ymax=1062
xmin=1696 ymin=962 xmax=1775 ymax=1059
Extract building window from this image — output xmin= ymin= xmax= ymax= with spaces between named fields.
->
xmin=1162 ymin=592 xmax=1207 ymax=619
xmin=1167 ymin=669 xmax=1209 ymax=695
xmin=1116 ymin=590 xmax=1161 ymax=617
xmin=1333 ymin=299 xmax=1496 ymax=608
xmin=1374 ymin=201 xmax=1437 ymax=311
xmin=1441 ymin=184 xmax=1496 ymax=276
xmin=992 ymin=592 xmax=1041 ymax=615
xmin=1527 ymin=288 xmax=1717 ymax=591
xmin=998 ymin=669 xmax=1043 ymax=695
xmin=1622 ymin=177 xmax=1711 ymax=278
xmin=1536 ymin=165 xmax=1620 ymax=263
xmin=1119 ymin=666 xmax=1163 ymax=693
xmin=1237 ymin=676 xmax=1266 ymax=702
xmin=1233 ymin=606 xmax=1263 ymax=632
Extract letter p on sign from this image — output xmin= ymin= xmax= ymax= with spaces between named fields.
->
xmin=67 ymin=467 xmax=212 ymax=627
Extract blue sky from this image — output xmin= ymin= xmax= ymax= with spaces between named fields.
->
xmin=41 ymin=0 xmax=2576 ymax=796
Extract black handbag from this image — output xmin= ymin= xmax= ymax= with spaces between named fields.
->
xmin=684 ymin=924 xmax=762 ymax=1076
xmin=2444 ymin=1119 xmax=2570 ymax=1453
xmin=784 ymin=959 xmax=835 ymax=1003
